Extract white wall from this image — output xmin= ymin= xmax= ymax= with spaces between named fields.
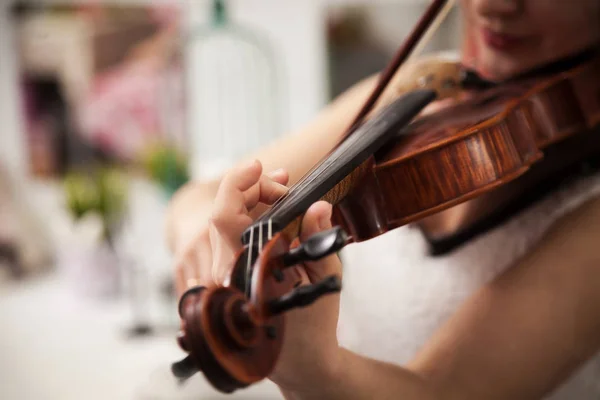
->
xmin=0 ymin=1 xmax=27 ymax=177
xmin=184 ymin=0 xmax=329 ymax=178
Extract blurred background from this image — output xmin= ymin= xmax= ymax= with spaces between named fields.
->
xmin=0 ymin=0 xmax=461 ymax=398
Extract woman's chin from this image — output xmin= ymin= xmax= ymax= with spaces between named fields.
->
xmin=475 ymin=53 xmax=525 ymax=81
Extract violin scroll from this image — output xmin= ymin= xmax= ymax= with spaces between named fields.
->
xmin=173 ymin=284 xmax=284 ymax=393
xmin=171 ymin=229 xmax=345 ymax=393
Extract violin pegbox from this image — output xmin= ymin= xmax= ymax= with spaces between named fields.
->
xmin=173 ymin=282 xmax=284 ymax=393
xmin=246 ymin=227 xmax=345 ymax=322
xmin=171 ymin=224 xmax=346 ymax=393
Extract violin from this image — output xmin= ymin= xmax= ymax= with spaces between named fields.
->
xmin=170 ymin=0 xmax=600 ymax=393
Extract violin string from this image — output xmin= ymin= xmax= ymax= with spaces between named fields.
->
xmin=245 ymin=224 xmax=254 ymax=295
xmin=243 ymin=156 xmax=336 ymax=289
xmin=263 ymin=129 xmax=359 ymax=219
xmin=266 ymin=115 xmax=386 ymax=220
xmin=264 ymin=131 xmax=355 ymax=213
xmin=243 ymin=218 xmax=275 ymax=291
xmin=277 ymin=119 xmax=377 ymax=207
xmin=263 ymin=150 xmax=335 ymax=216
xmin=259 ymin=221 xmax=263 ymax=253
xmin=268 ymin=218 xmax=273 ymax=240
xmin=278 ymin=87 xmax=435 ymax=219
xmin=269 ymin=114 xmax=392 ymax=221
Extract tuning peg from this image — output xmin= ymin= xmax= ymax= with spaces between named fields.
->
xmin=268 ymin=275 xmax=341 ymax=315
xmin=178 ymin=286 xmax=206 ymax=318
xmin=171 ymin=355 xmax=199 ymax=381
xmin=282 ymin=226 xmax=348 ymax=266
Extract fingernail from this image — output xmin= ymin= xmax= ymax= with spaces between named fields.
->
xmin=244 ymin=159 xmax=260 ymax=170
xmin=267 ymin=168 xmax=285 ymax=177
xmin=274 ymin=182 xmax=289 ymax=192
xmin=318 ymin=203 xmax=333 ymax=230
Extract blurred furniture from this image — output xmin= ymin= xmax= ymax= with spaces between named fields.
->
xmin=17 ymin=9 xmax=157 ymax=108
xmin=0 ymin=162 xmax=53 ymax=282
xmin=0 ymin=242 xmax=21 ymax=279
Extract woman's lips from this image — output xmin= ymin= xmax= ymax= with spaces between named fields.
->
xmin=481 ymin=27 xmax=525 ymax=51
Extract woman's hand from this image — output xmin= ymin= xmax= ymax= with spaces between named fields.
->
xmin=174 ymin=159 xmax=344 ymax=394
xmin=172 ymin=159 xmax=289 ymax=296
xmin=268 ymin=199 xmax=344 ymax=395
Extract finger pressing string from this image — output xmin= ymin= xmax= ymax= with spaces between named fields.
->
xmin=266 ymin=168 xmax=289 ymax=184
xmin=214 ymin=159 xmax=263 ymax=215
xmin=211 ymin=163 xmax=287 ymax=245
xmin=243 ymin=172 xmax=289 ymax=211
xmin=210 ymin=160 xmax=262 ymax=231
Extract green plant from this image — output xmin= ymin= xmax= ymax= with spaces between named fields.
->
xmin=141 ymin=143 xmax=190 ymax=196
xmin=64 ymin=167 xmax=128 ymax=245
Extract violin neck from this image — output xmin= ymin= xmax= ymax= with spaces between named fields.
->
xmin=242 ymin=90 xmax=437 ymax=245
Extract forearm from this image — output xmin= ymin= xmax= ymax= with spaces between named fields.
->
xmin=279 ymin=348 xmax=441 ymax=400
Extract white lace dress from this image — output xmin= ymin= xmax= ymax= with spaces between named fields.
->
xmin=337 ymin=172 xmax=600 ymax=399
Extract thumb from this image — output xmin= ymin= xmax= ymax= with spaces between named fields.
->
xmin=299 ymin=201 xmax=343 ymax=283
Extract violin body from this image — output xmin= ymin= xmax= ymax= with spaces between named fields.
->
xmin=336 ymin=57 xmax=600 ymax=242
